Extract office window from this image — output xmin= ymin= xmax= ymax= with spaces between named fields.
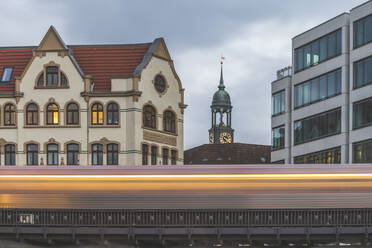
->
xmin=294 ymin=108 xmax=341 ymax=145
xmin=143 ymin=105 xmax=156 ymax=129
xmin=354 ymin=139 xmax=372 ymax=163
xmin=107 ymin=103 xmax=119 ymax=125
xmin=294 ymin=29 xmax=341 ymax=72
xmin=272 ymin=90 xmax=285 ymax=116
xmin=27 ymin=144 xmax=38 ymax=166
xmin=91 ymin=103 xmax=103 ymax=125
xmin=272 ymin=126 xmax=285 ymax=150
xmin=171 ymin=150 xmax=177 ymax=165
xmin=353 ymin=97 xmax=372 ymax=129
xmin=162 ymin=148 xmax=169 ymax=165
xmin=1 ymin=67 xmax=13 ymax=82
xmin=354 ymin=56 xmax=372 ymax=89
xmin=46 ymin=103 xmax=59 ymax=125
xmin=92 ymin=144 xmax=103 ymax=165
xmin=47 ymin=143 xmax=58 ymax=165
xmin=67 ymin=143 xmax=79 ymax=165
xmin=66 ymin=103 xmax=79 ymax=125
xmin=107 ymin=143 xmax=118 ymax=165
xmin=294 ymin=69 xmax=341 ymax=108
xmin=354 ymin=14 xmax=372 ymax=48
xmin=142 ymin=144 xmax=148 ymax=165
xmin=294 ymin=147 xmax=341 ymax=164
xmin=5 ymin=144 xmax=15 ymax=165
xmin=163 ymin=110 xmax=176 ymax=133
xmin=151 ymin=146 xmax=157 ymax=165
xmin=26 ymin=103 xmax=38 ymax=125
xmin=4 ymin=103 xmax=16 ymax=126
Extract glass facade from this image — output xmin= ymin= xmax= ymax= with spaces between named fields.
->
xmin=354 ymin=14 xmax=372 ymax=48
xmin=353 ymin=97 xmax=372 ymax=129
xmin=354 ymin=56 xmax=372 ymax=89
xmin=272 ymin=126 xmax=285 ymax=150
xmin=294 ymin=108 xmax=341 ymax=145
xmin=272 ymin=90 xmax=285 ymax=116
xmin=295 ymin=29 xmax=341 ymax=72
xmin=294 ymin=69 xmax=341 ymax=108
xmin=294 ymin=147 xmax=341 ymax=164
xmin=354 ymin=139 xmax=372 ymax=163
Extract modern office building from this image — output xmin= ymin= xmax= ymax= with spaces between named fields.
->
xmin=0 ymin=26 xmax=186 ymax=166
xmin=271 ymin=1 xmax=372 ymax=164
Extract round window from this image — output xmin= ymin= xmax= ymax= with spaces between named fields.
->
xmin=154 ymin=75 xmax=166 ymax=93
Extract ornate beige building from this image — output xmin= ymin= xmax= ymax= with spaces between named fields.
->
xmin=0 ymin=26 xmax=186 ymax=166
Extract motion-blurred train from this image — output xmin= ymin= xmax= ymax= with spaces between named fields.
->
xmin=1 ymin=164 xmax=372 ymax=210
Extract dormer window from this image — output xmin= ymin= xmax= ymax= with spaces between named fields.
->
xmin=35 ymin=64 xmax=69 ymax=88
xmin=1 ymin=67 xmax=13 ymax=82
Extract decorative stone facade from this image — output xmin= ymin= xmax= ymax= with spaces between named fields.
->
xmin=0 ymin=26 xmax=186 ymax=166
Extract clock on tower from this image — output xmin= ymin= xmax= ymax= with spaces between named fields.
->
xmin=208 ymin=60 xmax=234 ymax=144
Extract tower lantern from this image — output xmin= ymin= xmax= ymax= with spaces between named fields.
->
xmin=208 ymin=59 xmax=234 ymax=144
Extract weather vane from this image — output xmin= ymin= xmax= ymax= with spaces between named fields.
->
xmin=221 ymin=55 xmax=225 ymax=64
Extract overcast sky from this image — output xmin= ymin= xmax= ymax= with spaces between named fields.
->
xmin=0 ymin=0 xmax=367 ymax=149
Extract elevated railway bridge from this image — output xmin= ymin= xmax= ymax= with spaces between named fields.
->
xmin=1 ymin=165 xmax=372 ymax=247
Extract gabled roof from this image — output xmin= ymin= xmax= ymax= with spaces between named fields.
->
xmin=0 ymin=26 xmax=165 ymax=93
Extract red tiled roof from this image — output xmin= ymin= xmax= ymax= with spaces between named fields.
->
xmin=0 ymin=43 xmax=152 ymax=93
xmin=71 ymin=44 xmax=151 ymax=92
xmin=0 ymin=48 xmax=33 ymax=93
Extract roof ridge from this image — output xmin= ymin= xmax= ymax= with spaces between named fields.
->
xmin=68 ymin=42 xmax=152 ymax=48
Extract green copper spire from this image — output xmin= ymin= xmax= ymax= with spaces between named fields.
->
xmin=218 ymin=62 xmax=225 ymax=90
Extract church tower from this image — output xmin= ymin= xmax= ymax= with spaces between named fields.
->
xmin=209 ymin=60 xmax=234 ymax=144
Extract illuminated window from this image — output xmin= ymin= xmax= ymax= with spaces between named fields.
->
xmin=26 ymin=103 xmax=38 ymax=125
xmin=353 ymin=139 xmax=372 ymax=163
xmin=163 ymin=110 xmax=175 ymax=133
xmin=91 ymin=103 xmax=103 ymax=125
xmin=46 ymin=103 xmax=59 ymax=125
xmin=66 ymin=103 xmax=79 ymax=125
xmin=4 ymin=103 xmax=16 ymax=126
xmin=107 ymin=103 xmax=119 ymax=125
xmin=143 ymin=105 xmax=156 ymax=129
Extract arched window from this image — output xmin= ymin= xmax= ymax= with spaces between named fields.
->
xmin=61 ymin=73 xmax=68 ymax=86
xmin=107 ymin=143 xmax=118 ymax=165
xmin=37 ymin=74 xmax=44 ymax=87
xmin=91 ymin=103 xmax=103 ymax=125
xmin=47 ymin=143 xmax=58 ymax=165
xmin=163 ymin=110 xmax=176 ymax=133
xmin=26 ymin=103 xmax=38 ymax=125
xmin=46 ymin=66 xmax=58 ymax=86
xmin=4 ymin=103 xmax=16 ymax=126
xmin=5 ymin=144 xmax=15 ymax=165
xmin=143 ymin=105 xmax=156 ymax=129
xmin=67 ymin=143 xmax=79 ymax=165
xmin=27 ymin=144 xmax=38 ymax=165
xmin=46 ymin=103 xmax=59 ymax=125
xmin=92 ymin=144 xmax=103 ymax=165
xmin=66 ymin=103 xmax=79 ymax=125
xmin=107 ymin=103 xmax=119 ymax=125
